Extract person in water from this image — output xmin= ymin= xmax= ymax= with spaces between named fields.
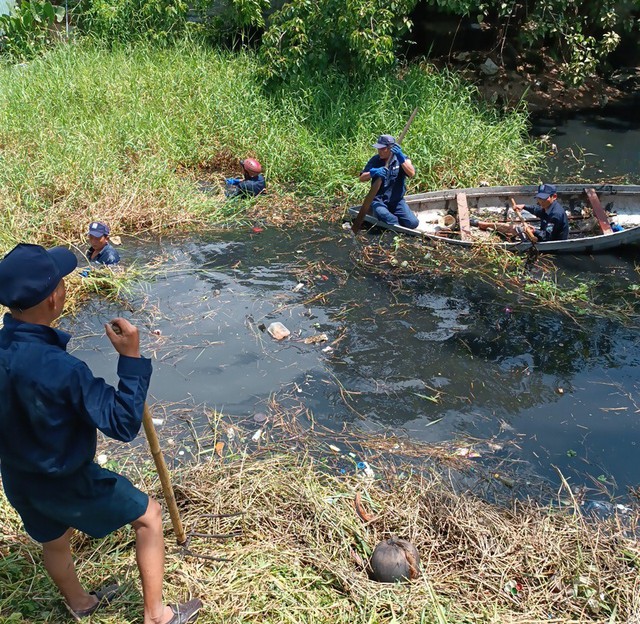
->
xmin=87 ymin=221 xmax=120 ymax=265
xmin=360 ymin=133 xmax=418 ymax=229
xmin=0 ymin=243 xmax=202 ymax=624
xmin=225 ymin=158 xmax=266 ymax=197
xmin=470 ymin=184 xmax=569 ymax=242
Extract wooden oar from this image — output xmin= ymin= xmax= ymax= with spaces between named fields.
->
xmin=351 ymin=106 xmax=419 ymax=234
xmin=510 ymin=197 xmax=538 ymax=244
xmin=111 ymin=324 xmax=187 ymax=545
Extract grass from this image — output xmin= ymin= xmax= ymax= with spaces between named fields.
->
xmin=2 ymin=439 xmax=639 ymax=623
xmin=0 ymin=41 xmax=543 ymax=254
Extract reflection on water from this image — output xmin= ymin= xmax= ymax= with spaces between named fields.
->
xmin=66 ymin=226 xmax=640 ymax=496
xmin=533 ymin=110 xmax=640 ymax=183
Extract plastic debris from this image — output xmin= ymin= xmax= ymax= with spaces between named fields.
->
xmin=226 ymin=427 xmax=236 ymax=441
xmin=251 ymin=429 xmax=262 ymax=441
xmin=357 ymin=461 xmax=375 ymax=479
xmin=303 ymin=333 xmax=328 ymax=344
xmin=454 ymin=447 xmax=481 ymax=458
xmin=151 ymin=418 xmax=164 ymax=426
xmin=322 ymin=346 xmax=334 ymax=353
xmin=292 ymin=283 xmax=305 ymax=292
xmin=328 ymin=444 xmax=341 ymax=452
xmin=97 ymin=453 xmax=108 ymax=466
xmin=267 ymin=322 xmax=290 ymax=340
xmin=504 ymin=580 xmax=522 ymax=596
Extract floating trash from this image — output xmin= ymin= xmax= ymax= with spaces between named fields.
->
xmin=267 ymin=322 xmax=290 ymax=340
xmin=97 ymin=453 xmax=108 ymax=466
xmin=357 ymin=461 xmax=375 ymax=479
xmin=251 ymin=429 xmax=263 ymax=442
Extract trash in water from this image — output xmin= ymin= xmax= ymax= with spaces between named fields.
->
xmin=97 ymin=454 xmax=108 ymax=466
xmin=226 ymin=427 xmax=236 ymax=441
xmin=151 ymin=417 xmax=164 ymax=426
xmin=253 ymin=412 xmax=268 ymax=424
xmin=322 ymin=346 xmax=333 ymax=353
xmin=357 ymin=461 xmax=375 ymax=479
xmin=292 ymin=283 xmax=305 ymax=292
xmin=267 ymin=322 xmax=290 ymax=340
xmin=251 ymin=429 xmax=262 ymax=441
xmin=303 ymin=333 xmax=328 ymax=344
xmin=328 ymin=444 xmax=341 ymax=453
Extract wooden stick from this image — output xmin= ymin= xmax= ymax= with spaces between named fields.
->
xmin=510 ymin=197 xmax=538 ymax=244
xmin=142 ymin=403 xmax=187 ymax=545
xmin=352 ymin=106 xmax=419 ymax=234
xmin=110 ymin=323 xmax=186 ymax=544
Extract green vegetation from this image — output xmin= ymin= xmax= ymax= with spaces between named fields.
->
xmin=0 ymin=42 xmax=541 ymax=250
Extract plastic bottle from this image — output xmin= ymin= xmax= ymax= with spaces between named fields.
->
xmin=357 ymin=461 xmax=375 ymax=478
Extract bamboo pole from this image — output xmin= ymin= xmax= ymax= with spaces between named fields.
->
xmin=142 ymin=403 xmax=187 ymax=545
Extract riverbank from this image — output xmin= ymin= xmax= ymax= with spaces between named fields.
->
xmin=2 ymin=422 xmax=639 ymax=623
xmin=0 ymin=41 xmax=542 ymax=254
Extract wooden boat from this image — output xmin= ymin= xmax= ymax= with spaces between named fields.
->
xmin=348 ymin=184 xmax=640 ymax=253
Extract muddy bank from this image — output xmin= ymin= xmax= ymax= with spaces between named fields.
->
xmin=433 ymin=52 xmax=640 ymax=115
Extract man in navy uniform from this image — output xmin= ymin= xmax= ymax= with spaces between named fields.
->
xmin=87 ymin=221 xmax=121 ymax=265
xmin=225 ymin=157 xmax=266 ymax=197
xmin=0 ymin=243 xmax=201 ymax=624
xmin=360 ymin=134 xmax=418 ymax=229
xmin=470 ymin=184 xmax=569 ymax=242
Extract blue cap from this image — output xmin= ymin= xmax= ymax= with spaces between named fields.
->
xmin=535 ymin=183 xmax=557 ymax=200
xmin=88 ymin=221 xmax=110 ymax=237
xmin=0 ymin=243 xmax=78 ymax=309
xmin=372 ymin=134 xmax=396 ymax=149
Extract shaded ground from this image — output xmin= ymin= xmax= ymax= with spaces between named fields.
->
xmin=433 ymin=52 xmax=639 ymax=114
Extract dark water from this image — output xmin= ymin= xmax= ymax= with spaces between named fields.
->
xmin=533 ymin=109 xmax=640 ymax=183
xmin=65 ymin=112 xmax=640 ymax=500
xmin=66 ymin=224 xmax=640 ymax=499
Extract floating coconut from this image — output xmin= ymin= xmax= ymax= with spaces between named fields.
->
xmin=370 ymin=536 xmax=421 ymax=583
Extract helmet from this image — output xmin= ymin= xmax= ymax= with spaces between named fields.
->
xmin=240 ymin=158 xmax=262 ymax=175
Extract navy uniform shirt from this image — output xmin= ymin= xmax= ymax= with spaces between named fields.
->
xmin=362 ymin=155 xmax=406 ymax=208
xmin=0 ymin=314 xmax=151 ymax=480
xmin=87 ymin=242 xmax=120 ymax=265
xmin=524 ymin=199 xmax=569 ymax=241
xmin=237 ymin=174 xmax=266 ymax=197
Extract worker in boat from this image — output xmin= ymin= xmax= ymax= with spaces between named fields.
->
xmin=470 ymin=184 xmax=569 ymax=242
xmin=225 ymin=157 xmax=266 ymax=197
xmin=0 ymin=243 xmax=203 ymax=624
xmin=87 ymin=221 xmax=120 ymax=265
xmin=360 ymin=134 xmax=419 ymax=229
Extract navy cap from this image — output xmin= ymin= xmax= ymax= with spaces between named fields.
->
xmin=88 ymin=221 xmax=110 ymax=237
xmin=0 ymin=243 xmax=78 ymax=310
xmin=535 ymin=183 xmax=557 ymax=200
xmin=372 ymin=134 xmax=396 ymax=149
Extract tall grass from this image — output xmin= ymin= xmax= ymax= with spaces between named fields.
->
xmin=0 ymin=41 xmax=543 ymax=249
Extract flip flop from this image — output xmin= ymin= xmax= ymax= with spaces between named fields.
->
xmin=166 ymin=598 xmax=203 ymax=624
xmin=65 ymin=583 xmax=121 ymax=621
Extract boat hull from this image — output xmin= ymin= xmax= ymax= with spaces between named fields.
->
xmin=348 ymin=184 xmax=640 ymax=253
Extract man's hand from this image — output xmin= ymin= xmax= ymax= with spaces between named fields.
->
xmin=106 ymin=318 xmax=141 ymax=358
xmin=390 ymin=144 xmax=406 ymax=164
xmin=369 ymin=167 xmax=387 ymax=181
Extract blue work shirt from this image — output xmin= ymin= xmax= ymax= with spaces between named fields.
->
xmin=87 ymin=242 xmax=120 ymax=265
xmin=0 ymin=314 xmax=151 ymax=479
xmin=226 ymin=174 xmax=266 ymax=198
xmin=362 ymin=155 xmax=407 ymax=208
xmin=524 ymin=199 xmax=569 ymax=241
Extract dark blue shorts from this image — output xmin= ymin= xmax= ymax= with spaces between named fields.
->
xmin=2 ymin=462 xmax=149 ymax=543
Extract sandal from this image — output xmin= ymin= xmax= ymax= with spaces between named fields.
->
xmin=166 ymin=598 xmax=203 ymax=624
xmin=65 ymin=583 xmax=120 ymax=621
